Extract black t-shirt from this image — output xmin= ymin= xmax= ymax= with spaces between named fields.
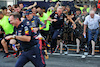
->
xmin=50 ymin=12 xmax=67 ymax=29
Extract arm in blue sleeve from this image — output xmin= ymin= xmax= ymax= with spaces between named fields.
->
xmin=37 ymin=18 xmax=46 ymax=30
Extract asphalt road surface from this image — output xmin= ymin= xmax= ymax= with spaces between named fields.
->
xmin=0 ymin=51 xmax=100 ymax=67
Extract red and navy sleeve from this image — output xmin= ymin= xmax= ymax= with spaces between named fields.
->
xmin=23 ymin=25 xmax=32 ymax=36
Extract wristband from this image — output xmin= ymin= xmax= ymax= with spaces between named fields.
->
xmin=13 ymin=35 xmax=16 ymax=39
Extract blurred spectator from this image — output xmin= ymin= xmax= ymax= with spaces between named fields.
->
xmin=7 ymin=5 xmax=12 ymax=13
xmin=1 ymin=6 xmax=7 ymax=15
xmin=19 ymin=3 xmax=24 ymax=10
xmin=42 ymin=7 xmax=46 ymax=13
xmin=31 ymin=6 xmax=37 ymax=16
xmin=74 ymin=4 xmax=90 ymax=13
xmin=0 ymin=11 xmax=14 ymax=58
xmin=90 ymin=5 xmax=98 ymax=14
xmin=37 ymin=7 xmax=50 ymax=39
xmin=14 ymin=5 xmax=22 ymax=17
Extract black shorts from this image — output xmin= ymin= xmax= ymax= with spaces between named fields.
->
xmin=4 ymin=34 xmax=13 ymax=45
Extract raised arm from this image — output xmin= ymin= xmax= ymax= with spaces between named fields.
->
xmin=74 ymin=5 xmax=80 ymax=9
xmin=27 ymin=2 xmax=37 ymax=9
xmin=67 ymin=15 xmax=76 ymax=29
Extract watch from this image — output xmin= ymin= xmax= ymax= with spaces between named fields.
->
xmin=13 ymin=35 xmax=16 ymax=39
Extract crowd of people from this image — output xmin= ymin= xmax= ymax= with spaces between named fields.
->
xmin=0 ymin=1 xmax=100 ymax=67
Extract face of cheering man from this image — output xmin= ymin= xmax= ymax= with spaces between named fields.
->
xmin=76 ymin=10 xmax=80 ymax=15
xmin=90 ymin=10 xmax=95 ymax=18
xmin=9 ymin=13 xmax=21 ymax=27
xmin=26 ymin=13 xmax=33 ymax=21
xmin=31 ymin=7 xmax=37 ymax=16
xmin=57 ymin=6 xmax=63 ymax=16
xmin=38 ymin=8 xmax=43 ymax=17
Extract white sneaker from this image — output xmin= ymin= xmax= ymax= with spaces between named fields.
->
xmin=64 ymin=51 xmax=68 ymax=55
xmin=81 ymin=55 xmax=86 ymax=59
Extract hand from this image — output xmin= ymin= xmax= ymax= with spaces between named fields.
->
xmin=52 ymin=19 xmax=57 ymax=22
xmin=33 ymin=28 xmax=39 ymax=33
xmin=83 ymin=32 xmax=86 ymax=36
xmin=58 ymin=35 xmax=60 ymax=37
xmin=33 ymin=2 xmax=37 ymax=6
xmin=81 ymin=23 xmax=83 ymax=26
xmin=5 ymin=35 xmax=13 ymax=40
xmin=77 ymin=17 xmax=80 ymax=21
xmin=73 ymin=24 xmax=76 ymax=29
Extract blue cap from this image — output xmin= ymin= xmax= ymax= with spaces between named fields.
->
xmin=25 ymin=9 xmax=32 ymax=15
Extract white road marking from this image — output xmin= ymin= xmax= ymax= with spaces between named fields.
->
xmin=47 ymin=53 xmax=100 ymax=58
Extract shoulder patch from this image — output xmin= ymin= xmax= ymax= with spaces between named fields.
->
xmin=25 ymin=30 xmax=29 ymax=35
xmin=32 ymin=21 xmax=34 ymax=23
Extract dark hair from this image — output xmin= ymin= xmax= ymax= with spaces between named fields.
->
xmin=36 ymin=6 xmax=41 ymax=9
xmin=92 ymin=5 xmax=96 ymax=9
xmin=14 ymin=5 xmax=19 ymax=8
xmin=19 ymin=3 xmax=23 ymax=5
xmin=41 ymin=7 xmax=46 ymax=9
xmin=10 ymin=12 xmax=21 ymax=21
xmin=8 ymin=5 xmax=11 ymax=7
xmin=76 ymin=9 xmax=81 ymax=11
xmin=83 ymin=9 xmax=87 ymax=12
xmin=31 ymin=6 xmax=36 ymax=9
xmin=1 ymin=6 xmax=7 ymax=10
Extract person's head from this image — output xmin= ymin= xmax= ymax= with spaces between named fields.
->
xmin=22 ymin=7 xmax=27 ymax=13
xmin=91 ymin=5 xmax=97 ymax=12
xmin=89 ymin=10 xmax=95 ymax=18
xmin=9 ymin=12 xmax=21 ymax=27
xmin=57 ymin=6 xmax=63 ymax=15
xmin=31 ymin=7 xmax=37 ymax=14
xmin=14 ymin=5 xmax=21 ymax=12
xmin=38 ymin=8 xmax=43 ymax=17
xmin=65 ymin=5 xmax=70 ymax=12
xmin=12 ymin=5 xmax=15 ymax=9
xmin=25 ymin=10 xmax=33 ymax=20
xmin=83 ymin=9 xmax=87 ymax=15
xmin=19 ymin=3 xmax=24 ymax=9
xmin=76 ymin=9 xmax=81 ymax=15
xmin=1 ymin=6 xmax=7 ymax=15
xmin=42 ymin=7 xmax=46 ymax=13
xmin=62 ymin=5 xmax=65 ymax=11
xmin=8 ymin=5 xmax=12 ymax=10
xmin=0 ymin=11 xmax=4 ymax=19
xmin=36 ymin=6 xmax=41 ymax=13
xmin=83 ymin=5 xmax=88 ymax=9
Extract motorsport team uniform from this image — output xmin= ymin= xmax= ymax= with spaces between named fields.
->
xmin=22 ymin=15 xmax=46 ymax=66
xmin=50 ymin=11 xmax=67 ymax=52
xmin=15 ymin=22 xmax=44 ymax=67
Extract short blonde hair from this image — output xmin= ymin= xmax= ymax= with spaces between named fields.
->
xmin=89 ymin=10 xmax=95 ymax=14
xmin=57 ymin=6 xmax=62 ymax=10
